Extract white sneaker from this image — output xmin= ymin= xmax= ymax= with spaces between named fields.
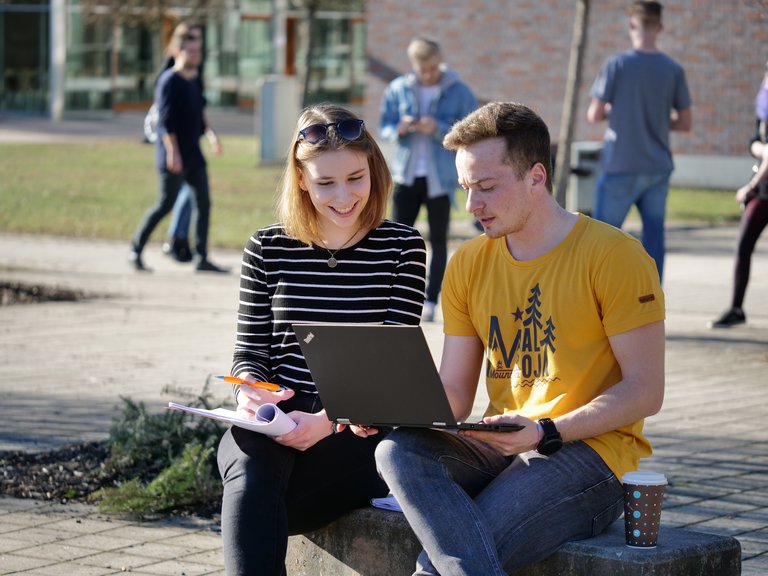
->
xmin=422 ymin=301 xmax=436 ymax=323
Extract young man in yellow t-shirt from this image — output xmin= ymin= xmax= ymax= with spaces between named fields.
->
xmin=374 ymin=102 xmax=665 ymax=575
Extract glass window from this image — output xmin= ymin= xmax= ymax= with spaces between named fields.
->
xmin=0 ymin=8 xmax=49 ymax=112
xmin=117 ymin=24 xmax=154 ymax=102
xmin=239 ymin=19 xmax=272 ymax=82
xmin=240 ymin=0 xmax=271 ymax=12
xmin=0 ymin=0 xmax=50 ymax=5
xmin=302 ymin=15 xmax=365 ymax=105
xmin=204 ymin=13 xmax=241 ymax=106
xmin=65 ymin=11 xmax=111 ymax=109
xmin=350 ymin=19 xmax=364 ymax=103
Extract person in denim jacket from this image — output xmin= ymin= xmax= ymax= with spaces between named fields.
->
xmin=380 ymin=37 xmax=477 ymax=322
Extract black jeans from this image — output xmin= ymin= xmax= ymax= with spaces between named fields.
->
xmin=132 ymin=165 xmax=211 ymax=259
xmin=393 ymin=178 xmax=450 ymax=304
xmin=216 ymin=394 xmax=390 ymax=576
xmin=732 ymin=195 xmax=768 ymax=309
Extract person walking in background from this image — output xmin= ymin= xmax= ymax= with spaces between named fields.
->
xmin=216 ymin=104 xmax=427 ymax=575
xmin=709 ymin=64 xmax=768 ymax=328
xmin=129 ymin=22 xmax=226 ymax=273
xmin=587 ymin=1 xmax=692 ymax=281
xmin=162 ymin=24 xmax=222 ymax=263
xmin=143 ymin=22 xmax=222 ymax=264
xmin=380 ymin=36 xmax=477 ymax=322
xmin=374 ymin=102 xmax=665 ymax=575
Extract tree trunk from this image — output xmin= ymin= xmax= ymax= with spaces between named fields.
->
xmin=300 ymin=3 xmax=318 ymax=109
xmin=554 ymin=0 xmax=590 ymax=208
xmin=110 ymin=21 xmax=120 ymax=111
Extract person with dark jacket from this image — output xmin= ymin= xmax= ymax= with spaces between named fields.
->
xmin=129 ymin=22 xmax=226 ymax=273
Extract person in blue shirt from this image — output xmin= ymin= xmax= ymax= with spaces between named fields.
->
xmin=380 ymin=37 xmax=477 ymax=321
xmin=587 ymin=1 xmax=692 ymax=281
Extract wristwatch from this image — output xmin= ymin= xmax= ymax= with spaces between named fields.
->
xmin=536 ymin=418 xmax=563 ymax=456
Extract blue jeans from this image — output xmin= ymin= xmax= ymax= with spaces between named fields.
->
xmin=593 ymin=171 xmax=671 ymax=280
xmin=168 ymin=184 xmax=193 ymax=240
xmin=376 ymin=429 xmax=623 ymax=576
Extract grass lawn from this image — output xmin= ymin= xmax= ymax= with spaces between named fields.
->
xmin=0 ymin=136 xmax=284 ymax=249
xmin=0 ymin=136 xmax=744 ymax=249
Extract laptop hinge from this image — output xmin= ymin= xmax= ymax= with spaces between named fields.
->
xmin=337 ymin=418 xmax=351 ymax=425
xmin=432 ymin=422 xmax=448 ymax=427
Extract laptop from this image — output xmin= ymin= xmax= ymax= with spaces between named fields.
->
xmin=293 ymin=323 xmax=523 ymax=433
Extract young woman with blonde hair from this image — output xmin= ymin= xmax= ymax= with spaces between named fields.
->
xmin=216 ymin=104 xmax=427 ymax=575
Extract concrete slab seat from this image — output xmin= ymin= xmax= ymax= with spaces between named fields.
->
xmin=286 ymin=507 xmax=741 ymax=576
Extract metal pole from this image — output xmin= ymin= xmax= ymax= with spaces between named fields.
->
xmin=49 ymin=0 xmax=66 ymax=120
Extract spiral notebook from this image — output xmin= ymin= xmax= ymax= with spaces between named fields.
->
xmin=293 ymin=324 xmax=523 ymax=433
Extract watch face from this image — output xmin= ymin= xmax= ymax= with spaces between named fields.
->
xmin=537 ymin=438 xmax=563 ymax=456
xmin=536 ymin=418 xmax=562 ymax=455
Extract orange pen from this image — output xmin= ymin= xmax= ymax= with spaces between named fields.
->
xmin=216 ymin=375 xmax=287 ymax=392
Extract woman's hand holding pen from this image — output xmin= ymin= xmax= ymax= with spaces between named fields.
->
xmin=233 ymin=374 xmax=294 ymax=420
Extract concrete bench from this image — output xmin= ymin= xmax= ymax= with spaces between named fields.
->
xmin=286 ymin=507 xmax=741 ymax=576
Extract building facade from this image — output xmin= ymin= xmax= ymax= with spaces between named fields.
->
xmin=3 ymin=0 xmax=768 ymax=181
xmin=364 ymin=0 xmax=768 ymax=182
xmin=0 ymin=0 xmax=365 ymax=115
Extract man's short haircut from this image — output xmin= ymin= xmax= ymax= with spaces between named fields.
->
xmin=629 ymin=1 xmax=663 ymax=28
xmin=443 ymin=102 xmax=553 ymax=193
xmin=407 ymin=36 xmax=441 ymax=62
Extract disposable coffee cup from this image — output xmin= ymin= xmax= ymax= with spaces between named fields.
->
xmin=621 ymin=471 xmax=667 ymax=548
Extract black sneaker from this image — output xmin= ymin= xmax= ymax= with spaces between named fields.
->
xmin=195 ymin=258 xmax=229 ymax=274
xmin=128 ymin=249 xmax=151 ymax=272
xmin=709 ymin=308 xmax=746 ymax=328
xmin=163 ymin=238 xmax=193 ymax=263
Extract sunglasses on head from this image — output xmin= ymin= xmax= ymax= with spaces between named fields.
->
xmin=298 ymin=119 xmax=365 ymax=144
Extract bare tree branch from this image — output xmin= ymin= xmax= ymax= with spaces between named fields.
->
xmin=743 ymin=0 xmax=768 ymax=14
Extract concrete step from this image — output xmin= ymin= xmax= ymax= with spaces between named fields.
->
xmin=286 ymin=507 xmax=741 ymax=576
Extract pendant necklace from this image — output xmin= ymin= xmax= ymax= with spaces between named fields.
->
xmin=323 ymin=227 xmax=362 ymax=268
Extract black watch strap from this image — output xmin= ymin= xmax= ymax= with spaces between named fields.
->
xmin=536 ymin=417 xmax=563 ymax=456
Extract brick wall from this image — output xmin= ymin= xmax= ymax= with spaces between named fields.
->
xmin=364 ymin=0 xmax=768 ymax=158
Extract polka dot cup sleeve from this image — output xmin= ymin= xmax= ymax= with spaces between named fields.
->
xmin=621 ymin=471 xmax=667 ymax=548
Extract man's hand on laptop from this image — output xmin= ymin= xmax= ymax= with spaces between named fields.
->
xmin=458 ymin=414 xmax=537 ymax=456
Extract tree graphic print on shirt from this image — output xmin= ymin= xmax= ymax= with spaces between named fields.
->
xmin=487 ymin=283 xmax=557 ymax=386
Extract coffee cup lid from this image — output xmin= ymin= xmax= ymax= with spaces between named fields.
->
xmin=621 ymin=471 xmax=667 ymax=486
